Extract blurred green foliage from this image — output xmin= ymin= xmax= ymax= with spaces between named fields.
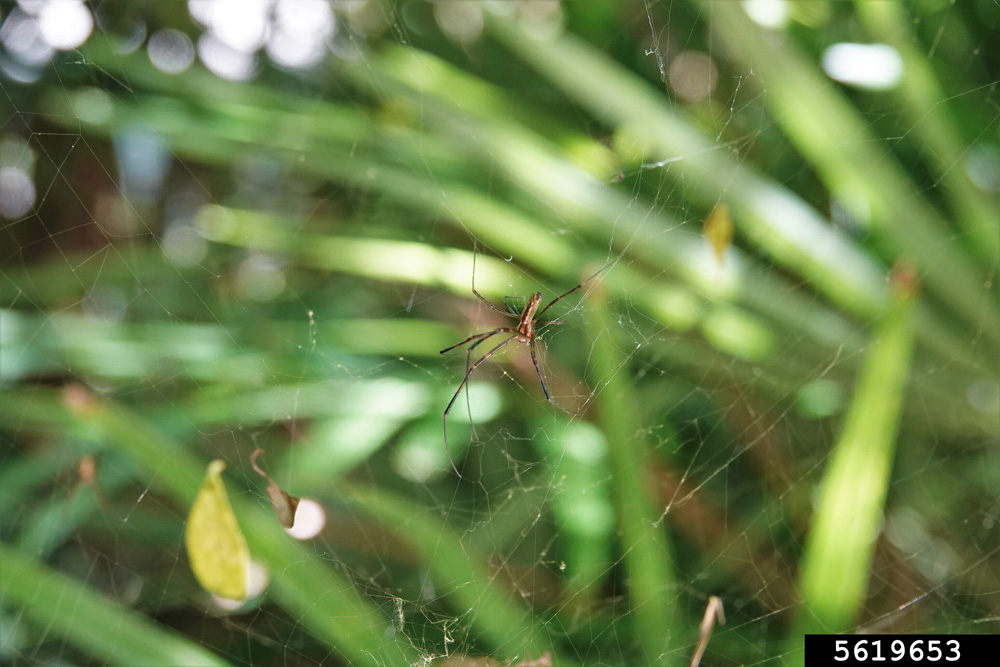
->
xmin=1 ymin=1 xmax=998 ymax=666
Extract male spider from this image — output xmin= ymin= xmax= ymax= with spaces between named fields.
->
xmin=440 ymin=256 xmax=612 ymax=475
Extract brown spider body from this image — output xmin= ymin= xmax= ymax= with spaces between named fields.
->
xmin=516 ymin=291 xmax=543 ymax=343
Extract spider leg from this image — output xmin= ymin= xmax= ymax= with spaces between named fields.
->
xmin=530 ymin=339 xmax=579 ymax=415
xmin=462 ymin=331 xmax=508 ymax=443
xmin=536 ymin=260 xmax=617 ymax=318
xmin=473 ymin=288 xmax=518 ymax=317
xmin=471 ymin=246 xmax=519 ymax=318
xmin=440 ymin=329 xmax=513 ymax=473
xmin=443 ymin=335 xmax=518 ymax=477
xmin=440 ymin=328 xmax=519 ymax=355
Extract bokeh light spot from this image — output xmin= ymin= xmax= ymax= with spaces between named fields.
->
xmin=210 ymin=0 xmax=269 ymax=53
xmin=198 ymin=32 xmax=257 ymax=81
xmin=668 ymin=51 xmax=718 ymax=103
xmin=822 ymin=43 xmax=903 ymax=90
xmin=0 ymin=7 xmax=54 ymax=67
xmin=148 ymin=28 xmax=195 ymax=74
xmin=743 ymin=0 xmax=788 ymax=28
xmin=37 ymin=0 xmax=93 ymax=50
xmin=434 ymin=1 xmax=483 ymax=44
xmin=0 ymin=167 xmax=36 ymax=219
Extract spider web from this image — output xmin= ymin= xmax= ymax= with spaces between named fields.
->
xmin=1 ymin=1 xmax=999 ymax=666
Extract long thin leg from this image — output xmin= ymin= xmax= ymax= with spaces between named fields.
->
xmin=441 ymin=329 xmax=514 ymax=465
xmin=443 ymin=330 xmax=516 ymax=433
xmin=440 ymin=328 xmax=519 ymax=355
xmin=537 ymin=260 xmax=617 ymax=318
xmin=463 ymin=331 xmax=506 ymax=441
xmin=464 ymin=332 xmax=505 ymax=391
xmin=530 ymin=339 xmax=579 ymax=415
xmin=443 ymin=335 xmax=518 ymax=476
xmin=471 ymin=246 xmax=518 ymax=318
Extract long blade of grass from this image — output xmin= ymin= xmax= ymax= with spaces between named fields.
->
xmin=0 ymin=540 xmax=233 ymax=667
xmin=0 ymin=448 xmax=77 ymax=516
xmin=533 ymin=420 xmax=615 ymax=603
xmin=38 ymin=51 xmax=866 ymax=375
xmin=585 ymin=274 xmax=679 ymax=665
xmin=791 ymin=263 xmax=919 ymax=644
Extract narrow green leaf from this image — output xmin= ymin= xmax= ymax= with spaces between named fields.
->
xmin=792 ymin=263 xmax=919 ymax=640
xmin=585 ymin=275 xmax=679 ymax=665
xmin=0 ymin=540 xmax=232 ymax=667
xmin=534 ymin=420 xmax=615 ymax=602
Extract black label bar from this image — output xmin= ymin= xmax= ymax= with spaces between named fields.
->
xmin=805 ymin=635 xmax=996 ymax=667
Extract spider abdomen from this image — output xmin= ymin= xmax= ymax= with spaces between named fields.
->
xmin=518 ymin=291 xmax=544 ymax=341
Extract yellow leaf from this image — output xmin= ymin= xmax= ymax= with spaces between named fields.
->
xmin=703 ymin=203 xmax=734 ymax=268
xmin=185 ymin=460 xmax=249 ymax=600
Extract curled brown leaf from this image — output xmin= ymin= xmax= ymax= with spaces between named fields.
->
xmin=251 ymin=448 xmax=300 ymax=529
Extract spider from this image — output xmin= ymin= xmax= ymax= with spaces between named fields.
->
xmin=440 ymin=255 xmax=612 ymax=475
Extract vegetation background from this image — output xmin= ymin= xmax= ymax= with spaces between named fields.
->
xmin=1 ymin=1 xmax=998 ymax=666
